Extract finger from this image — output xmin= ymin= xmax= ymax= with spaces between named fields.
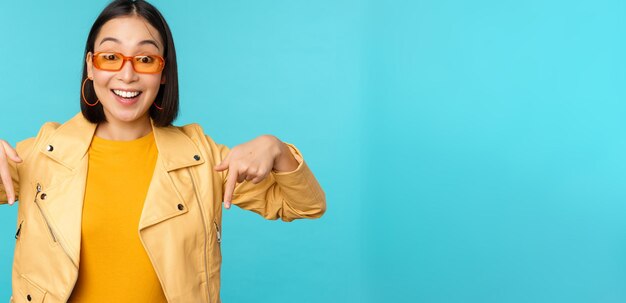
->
xmin=223 ymin=167 xmax=238 ymax=209
xmin=237 ymin=172 xmax=248 ymax=183
xmin=251 ymin=172 xmax=268 ymax=184
xmin=0 ymin=146 xmax=16 ymax=205
xmin=244 ymin=166 xmax=261 ymax=182
xmin=251 ymin=167 xmax=270 ymax=184
xmin=236 ymin=164 xmax=250 ymax=183
xmin=1 ymin=141 xmax=21 ymax=163
xmin=214 ymin=153 xmax=231 ymax=172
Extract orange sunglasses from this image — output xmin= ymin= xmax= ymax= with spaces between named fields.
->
xmin=92 ymin=52 xmax=165 ymax=74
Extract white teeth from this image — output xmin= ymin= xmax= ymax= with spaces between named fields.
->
xmin=113 ymin=89 xmax=141 ymax=98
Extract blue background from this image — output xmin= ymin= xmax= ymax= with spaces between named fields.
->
xmin=1 ymin=0 xmax=625 ymax=302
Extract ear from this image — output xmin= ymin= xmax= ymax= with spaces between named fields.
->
xmin=160 ymin=74 xmax=166 ymax=85
xmin=85 ymin=52 xmax=94 ymax=79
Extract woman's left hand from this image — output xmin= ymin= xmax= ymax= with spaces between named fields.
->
xmin=214 ymin=135 xmax=299 ymax=209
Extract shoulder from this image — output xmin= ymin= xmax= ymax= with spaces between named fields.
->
xmin=32 ymin=121 xmax=62 ymax=140
xmin=170 ymin=123 xmax=229 ymax=164
xmin=16 ymin=121 xmax=62 ymax=161
xmin=175 ymin=122 xmax=205 ymax=139
xmin=173 ymin=122 xmax=221 ymax=148
xmin=16 ymin=112 xmax=95 ymax=163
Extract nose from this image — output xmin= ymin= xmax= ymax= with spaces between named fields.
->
xmin=116 ymin=59 xmax=139 ymax=83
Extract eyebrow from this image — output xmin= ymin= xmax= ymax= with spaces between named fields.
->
xmin=98 ymin=37 xmax=161 ymax=50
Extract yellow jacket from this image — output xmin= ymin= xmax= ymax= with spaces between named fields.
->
xmin=1 ymin=113 xmax=326 ymax=303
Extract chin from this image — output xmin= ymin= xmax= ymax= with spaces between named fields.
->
xmin=104 ymin=105 xmax=151 ymax=124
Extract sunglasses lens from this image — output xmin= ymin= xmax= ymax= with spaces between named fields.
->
xmin=133 ymin=55 xmax=164 ymax=73
xmin=93 ymin=52 xmax=123 ymax=71
xmin=93 ymin=53 xmax=164 ymax=73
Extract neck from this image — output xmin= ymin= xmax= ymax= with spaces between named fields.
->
xmin=95 ymin=115 xmax=152 ymax=141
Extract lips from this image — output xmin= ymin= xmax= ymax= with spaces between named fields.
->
xmin=112 ymin=89 xmax=142 ymax=98
xmin=110 ymin=89 xmax=142 ymax=105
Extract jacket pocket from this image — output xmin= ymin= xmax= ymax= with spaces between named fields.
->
xmin=16 ymin=274 xmax=46 ymax=303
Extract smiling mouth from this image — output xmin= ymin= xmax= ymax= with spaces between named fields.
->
xmin=111 ymin=89 xmax=142 ymax=99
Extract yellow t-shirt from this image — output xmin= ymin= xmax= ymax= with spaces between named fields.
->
xmin=68 ymin=131 xmax=167 ymax=302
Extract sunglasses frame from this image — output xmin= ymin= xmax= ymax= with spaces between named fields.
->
xmin=92 ymin=52 xmax=165 ymax=74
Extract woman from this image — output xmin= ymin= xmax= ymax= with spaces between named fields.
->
xmin=0 ymin=1 xmax=326 ymax=302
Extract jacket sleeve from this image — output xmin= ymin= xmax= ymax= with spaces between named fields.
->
xmin=0 ymin=138 xmax=35 ymax=204
xmin=216 ymin=142 xmax=326 ymax=222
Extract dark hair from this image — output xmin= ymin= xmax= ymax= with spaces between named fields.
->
xmin=80 ymin=0 xmax=178 ymax=127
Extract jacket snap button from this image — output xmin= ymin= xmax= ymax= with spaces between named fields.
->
xmin=177 ymin=204 xmax=184 ymax=210
xmin=193 ymin=155 xmax=200 ymax=161
xmin=40 ymin=193 xmax=47 ymax=200
xmin=27 ymin=294 xmax=32 ymax=301
xmin=46 ymin=145 xmax=54 ymax=152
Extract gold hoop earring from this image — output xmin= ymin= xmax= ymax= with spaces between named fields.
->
xmin=81 ymin=78 xmax=100 ymax=107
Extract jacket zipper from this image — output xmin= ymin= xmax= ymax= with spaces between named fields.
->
xmin=15 ymin=220 xmax=23 ymax=240
xmin=213 ymin=221 xmax=221 ymax=244
xmin=34 ymin=183 xmax=57 ymax=243
xmin=33 ymin=183 xmax=78 ymax=302
xmin=187 ymin=169 xmax=211 ymax=302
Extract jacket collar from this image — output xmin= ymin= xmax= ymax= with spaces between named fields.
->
xmin=40 ymin=113 xmax=205 ymax=171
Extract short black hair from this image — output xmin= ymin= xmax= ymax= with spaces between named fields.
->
xmin=80 ymin=0 xmax=178 ymax=127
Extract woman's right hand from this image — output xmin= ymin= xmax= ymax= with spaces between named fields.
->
xmin=0 ymin=140 xmax=22 ymax=205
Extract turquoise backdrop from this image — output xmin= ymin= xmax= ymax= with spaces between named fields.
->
xmin=1 ymin=0 xmax=625 ymax=302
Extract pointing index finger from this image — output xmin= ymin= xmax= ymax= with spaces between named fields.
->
xmin=223 ymin=166 xmax=238 ymax=209
xmin=1 ymin=141 xmax=21 ymax=163
xmin=214 ymin=152 xmax=231 ymax=172
xmin=0 ymin=144 xmax=16 ymax=205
